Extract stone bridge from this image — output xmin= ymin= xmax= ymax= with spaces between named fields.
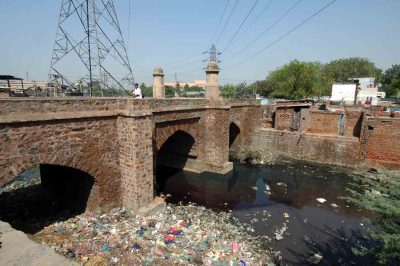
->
xmin=0 ymin=98 xmax=260 ymax=212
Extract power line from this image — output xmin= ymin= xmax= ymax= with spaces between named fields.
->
xmin=215 ymin=0 xmax=239 ymax=47
xmin=221 ymin=0 xmax=259 ymax=52
xmin=224 ymin=0 xmax=303 ymax=61
xmin=227 ymin=0 xmax=274 ymax=50
xmin=208 ymin=0 xmax=230 ymax=48
xmin=224 ymin=0 xmax=337 ymax=69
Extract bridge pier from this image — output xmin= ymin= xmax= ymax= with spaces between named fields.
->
xmin=0 ymin=98 xmax=260 ymax=212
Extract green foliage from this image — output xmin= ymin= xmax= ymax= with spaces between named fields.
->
xmin=220 ymin=83 xmax=236 ymax=98
xmin=322 ymin=57 xmax=382 ymax=94
xmin=381 ymin=65 xmax=400 ymax=86
xmin=90 ymin=81 xmax=128 ymax=97
xmin=265 ymin=60 xmax=324 ymax=99
xmin=248 ymin=80 xmax=270 ymax=97
xmin=183 ymin=83 xmax=190 ymax=90
xmin=323 ymin=57 xmax=381 ymax=83
xmin=233 ymin=147 xmax=263 ymax=164
xmin=186 ymin=85 xmax=203 ymax=92
xmin=165 ymin=85 xmax=176 ymax=98
xmin=344 ymin=170 xmax=400 ymax=264
xmin=182 ymin=85 xmax=204 ymax=97
xmin=381 ymin=65 xmax=400 ymax=98
xmin=140 ymin=83 xmax=153 ymax=98
xmin=235 ymin=82 xmax=255 ymax=99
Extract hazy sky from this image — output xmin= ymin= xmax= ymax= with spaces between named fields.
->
xmin=0 ymin=0 xmax=399 ymax=85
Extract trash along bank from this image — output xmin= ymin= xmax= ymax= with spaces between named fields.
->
xmin=33 ymin=204 xmax=279 ymax=265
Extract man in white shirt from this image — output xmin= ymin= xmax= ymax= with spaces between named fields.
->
xmin=133 ymin=83 xmax=142 ymax=98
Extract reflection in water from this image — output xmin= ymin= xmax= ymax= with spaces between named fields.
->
xmin=158 ymin=160 xmax=379 ymax=265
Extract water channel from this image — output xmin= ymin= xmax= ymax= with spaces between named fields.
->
xmin=159 ymin=160 xmax=378 ymax=265
xmin=0 ymin=160 xmax=379 ymax=265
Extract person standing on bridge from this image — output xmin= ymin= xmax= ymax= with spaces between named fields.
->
xmin=133 ymin=83 xmax=143 ymax=98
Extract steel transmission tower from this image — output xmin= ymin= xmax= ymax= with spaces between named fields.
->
xmin=203 ymin=44 xmax=221 ymax=63
xmin=49 ymin=0 xmax=134 ymax=96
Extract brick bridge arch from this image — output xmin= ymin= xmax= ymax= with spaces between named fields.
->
xmin=0 ymin=98 xmax=261 ymax=212
xmin=0 ymin=117 xmax=122 ymax=212
xmin=155 ymin=118 xmax=200 ymax=155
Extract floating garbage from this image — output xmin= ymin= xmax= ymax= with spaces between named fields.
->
xmin=316 ymin=198 xmax=327 ymax=203
xmin=283 ymin=213 xmax=290 ymax=219
xmin=308 ymin=253 xmax=323 ymax=264
xmin=276 ymin=182 xmax=287 ymax=187
xmin=330 ymin=203 xmax=339 ymax=208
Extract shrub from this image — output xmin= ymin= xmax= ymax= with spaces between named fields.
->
xmin=344 ymin=169 xmax=400 ymax=264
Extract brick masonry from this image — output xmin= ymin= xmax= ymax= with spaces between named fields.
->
xmin=0 ymin=98 xmax=260 ymax=212
xmin=360 ymin=115 xmax=400 ymax=169
xmin=251 ymin=128 xmax=362 ymax=166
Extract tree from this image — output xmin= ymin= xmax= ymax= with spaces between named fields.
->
xmin=248 ymin=80 xmax=270 ymax=97
xmin=322 ymin=57 xmax=382 ymax=94
xmin=165 ymin=85 xmax=176 ymax=98
xmin=220 ymin=83 xmax=236 ymax=98
xmin=139 ymin=83 xmax=152 ymax=98
xmin=381 ymin=65 xmax=400 ymax=98
xmin=265 ymin=60 xmax=324 ymax=99
xmin=183 ymin=83 xmax=190 ymax=90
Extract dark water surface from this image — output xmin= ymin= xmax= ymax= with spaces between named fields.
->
xmin=159 ymin=160 xmax=378 ymax=265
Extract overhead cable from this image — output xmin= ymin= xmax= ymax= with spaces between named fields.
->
xmin=215 ymin=0 xmax=239 ymax=46
xmin=224 ymin=0 xmax=337 ymax=69
xmin=208 ymin=0 xmax=231 ymax=48
xmin=225 ymin=0 xmax=303 ymax=60
xmin=221 ymin=0 xmax=260 ymax=52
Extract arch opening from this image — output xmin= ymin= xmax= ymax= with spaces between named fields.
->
xmin=155 ymin=130 xmax=195 ymax=194
xmin=0 ymin=164 xmax=95 ymax=234
xmin=229 ymin=122 xmax=241 ymax=149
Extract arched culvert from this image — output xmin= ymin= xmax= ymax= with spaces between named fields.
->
xmin=0 ymin=164 xmax=95 ymax=234
xmin=155 ymin=130 xmax=195 ymax=194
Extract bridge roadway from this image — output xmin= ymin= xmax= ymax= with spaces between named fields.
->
xmin=0 ymin=98 xmax=260 ymax=212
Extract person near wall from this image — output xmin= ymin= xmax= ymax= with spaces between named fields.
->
xmin=133 ymin=83 xmax=143 ymax=98
xmin=338 ymin=112 xmax=347 ymax=136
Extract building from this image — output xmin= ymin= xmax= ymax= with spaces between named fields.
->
xmin=330 ymin=77 xmax=383 ymax=106
xmin=274 ymin=101 xmax=312 ymax=131
xmin=164 ymin=80 xmax=206 ymax=90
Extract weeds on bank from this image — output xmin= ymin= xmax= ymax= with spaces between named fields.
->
xmin=343 ymin=169 xmax=400 ymax=264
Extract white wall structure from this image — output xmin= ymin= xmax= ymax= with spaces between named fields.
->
xmin=357 ymin=87 xmax=379 ymax=105
xmin=330 ymin=84 xmax=356 ymax=104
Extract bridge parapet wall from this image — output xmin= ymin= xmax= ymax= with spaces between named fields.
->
xmin=0 ymin=98 xmax=261 ymax=212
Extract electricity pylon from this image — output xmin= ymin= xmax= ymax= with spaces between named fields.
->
xmin=49 ymin=0 xmax=134 ymax=96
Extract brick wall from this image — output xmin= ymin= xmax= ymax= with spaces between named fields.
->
xmin=117 ymin=115 xmax=153 ymax=211
xmin=0 ymin=117 xmax=122 ymax=212
xmin=0 ymin=98 xmax=262 ymax=211
xmin=360 ymin=116 xmax=400 ymax=169
xmin=308 ymin=111 xmax=339 ymax=135
xmin=274 ymin=108 xmax=293 ymax=131
xmin=251 ymin=129 xmax=361 ymax=166
xmin=307 ymin=110 xmax=363 ymax=137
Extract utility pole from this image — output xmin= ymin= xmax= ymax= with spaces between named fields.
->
xmin=49 ymin=0 xmax=134 ymax=96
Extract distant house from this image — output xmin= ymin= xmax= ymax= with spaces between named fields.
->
xmin=330 ymin=77 xmax=383 ymax=106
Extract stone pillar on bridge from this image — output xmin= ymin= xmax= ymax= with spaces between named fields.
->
xmin=153 ymin=66 xmax=165 ymax=98
xmin=205 ymin=61 xmax=220 ymax=100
